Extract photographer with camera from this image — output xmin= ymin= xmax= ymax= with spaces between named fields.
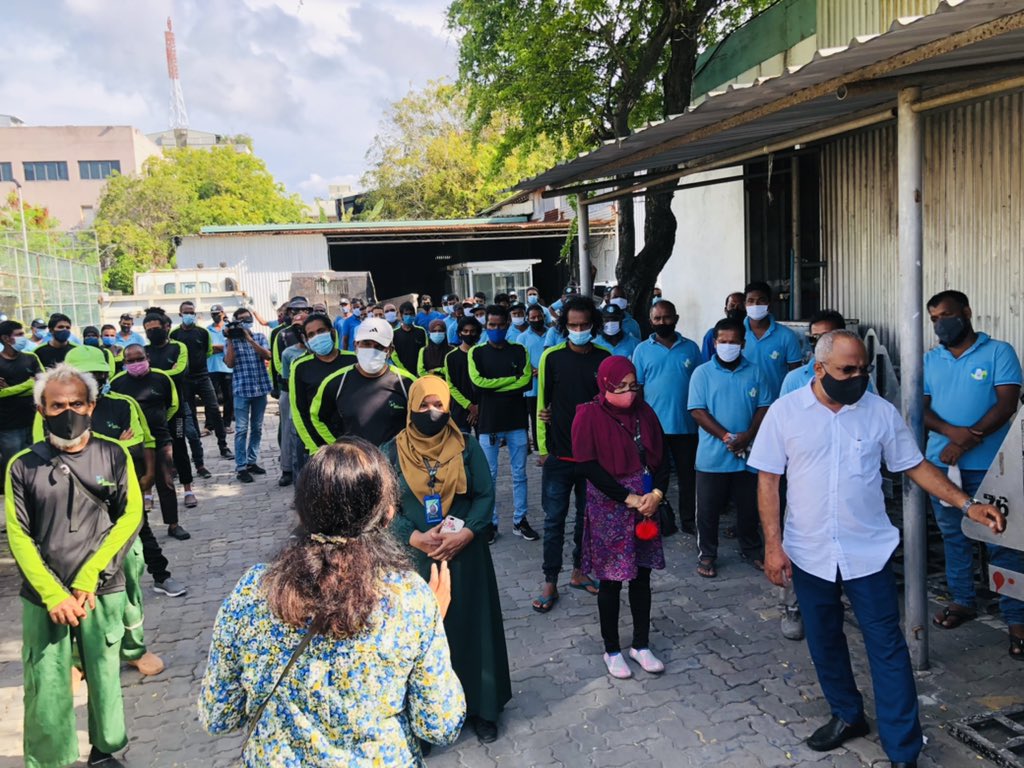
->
xmin=224 ymin=308 xmax=272 ymax=484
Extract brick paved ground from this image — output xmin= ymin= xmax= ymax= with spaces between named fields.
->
xmin=0 ymin=407 xmax=1019 ymax=767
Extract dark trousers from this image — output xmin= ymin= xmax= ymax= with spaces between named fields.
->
xmin=664 ymin=433 xmax=697 ymax=530
xmin=154 ymin=443 xmax=179 ymax=526
xmin=598 ymin=567 xmax=652 ymax=654
xmin=526 ymin=396 xmax=538 ymax=450
xmin=696 ymin=470 xmax=761 ymax=561
xmin=169 ymin=415 xmax=193 ymax=487
xmin=209 ymin=372 xmax=233 ymax=427
xmin=792 ymin=561 xmax=922 ymax=763
xmin=541 ymin=456 xmax=587 ymax=584
xmin=185 ymin=373 xmax=228 ymax=450
xmin=131 ymin=450 xmax=170 ymax=581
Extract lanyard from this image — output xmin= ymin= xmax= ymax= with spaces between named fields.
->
xmin=600 ymin=404 xmax=650 ymax=473
xmin=422 ymin=457 xmax=441 ymax=491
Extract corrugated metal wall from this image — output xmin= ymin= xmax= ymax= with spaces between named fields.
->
xmin=175 ymin=233 xmax=330 ymax=328
xmin=821 ymin=91 xmax=1024 ymax=357
xmin=817 ymin=0 xmax=940 ymax=48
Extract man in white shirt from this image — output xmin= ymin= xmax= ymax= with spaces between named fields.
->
xmin=749 ymin=329 xmax=1005 ymax=768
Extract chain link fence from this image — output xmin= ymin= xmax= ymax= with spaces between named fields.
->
xmin=0 ymin=231 xmax=103 ymax=327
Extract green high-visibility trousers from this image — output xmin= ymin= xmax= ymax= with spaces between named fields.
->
xmin=22 ymin=592 xmax=128 ymax=768
xmin=120 ymin=538 xmax=146 ymax=661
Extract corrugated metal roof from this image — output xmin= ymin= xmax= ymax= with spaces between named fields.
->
xmin=199 ymin=217 xmax=529 ymax=235
xmin=517 ymin=0 xmax=1024 ymax=191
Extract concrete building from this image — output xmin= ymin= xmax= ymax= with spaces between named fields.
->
xmin=0 ymin=123 xmax=161 ymax=228
xmin=146 ymin=128 xmax=252 ymax=153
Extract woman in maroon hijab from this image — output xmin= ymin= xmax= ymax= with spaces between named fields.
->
xmin=572 ymin=356 xmax=669 ymax=680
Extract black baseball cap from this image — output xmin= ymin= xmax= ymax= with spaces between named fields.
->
xmin=119 ymin=313 xmax=134 ymax=321
xmin=210 ymin=304 xmax=224 ymax=313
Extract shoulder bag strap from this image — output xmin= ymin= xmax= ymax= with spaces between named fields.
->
xmin=245 ymin=630 xmax=314 ymax=746
xmin=31 ymin=443 xmax=109 ymax=531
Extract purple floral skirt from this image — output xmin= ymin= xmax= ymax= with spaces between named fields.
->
xmin=581 ymin=470 xmax=665 ymax=582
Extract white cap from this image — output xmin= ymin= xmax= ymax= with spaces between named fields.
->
xmin=354 ymin=317 xmax=394 ymax=346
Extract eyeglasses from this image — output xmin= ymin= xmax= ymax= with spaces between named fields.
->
xmin=806 ymin=334 xmax=822 ymax=345
xmin=825 ymin=362 xmax=874 ymax=377
xmin=611 ymin=382 xmax=641 ymax=393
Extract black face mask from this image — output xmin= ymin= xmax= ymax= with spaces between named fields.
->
xmin=461 ymin=333 xmax=480 ymax=346
xmin=529 ymin=319 xmax=546 ymax=333
xmin=211 ymin=313 xmax=223 ymax=323
xmin=411 ymin=408 xmax=449 ymax=437
xmin=653 ymin=323 xmax=677 ymax=339
xmin=146 ymin=328 xmax=168 ymax=345
xmin=46 ymin=409 xmax=91 ymax=441
xmin=821 ymin=373 xmax=869 ymax=406
xmin=726 ymin=308 xmax=745 ymax=321
xmin=934 ymin=316 xmax=969 ymax=347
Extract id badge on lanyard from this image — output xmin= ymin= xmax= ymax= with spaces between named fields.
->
xmin=423 ymin=457 xmax=444 ymax=525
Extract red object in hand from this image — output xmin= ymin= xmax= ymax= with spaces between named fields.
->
xmin=635 ymin=518 xmax=659 ymax=541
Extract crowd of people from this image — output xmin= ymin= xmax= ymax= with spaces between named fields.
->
xmin=1 ymin=282 xmax=1017 ymax=767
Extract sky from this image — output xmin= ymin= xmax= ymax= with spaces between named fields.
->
xmin=0 ymin=0 xmax=457 ymax=201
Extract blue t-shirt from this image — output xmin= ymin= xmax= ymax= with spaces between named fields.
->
xmin=780 ymin=358 xmax=878 ymax=398
xmin=444 ymin=316 xmax=460 ymax=344
xmin=596 ymin=334 xmax=639 ymax=359
xmin=688 ymin=356 xmax=772 ymax=473
xmin=743 ymin=316 xmax=803 ymax=402
xmin=621 ymin=312 xmax=642 ymax=340
xmin=631 ymin=333 xmax=702 ymax=435
xmin=506 ymin=322 xmax=528 ymax=342
xmin=701 ymin=327 xmax=716 ymax=363
xmin=208 ymin=324 xmax=232 ymax=374
xmin=340 ymin=315 xmax=363 ymax=351
xmin=543 ymin=326 xmax=567 ymax=348
xmin=517 ymin=327 xmax=547 ymax=398
xmin=414 ymin=310 xmax=444 ymax=331
xmin=924 ymin=333 xmax=1022 ymax=470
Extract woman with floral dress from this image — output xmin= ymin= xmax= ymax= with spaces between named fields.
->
xmin=199 ymin=438 xmax=464 ymax=766
xmin=572 ymin=356 xmax=670 ymax=680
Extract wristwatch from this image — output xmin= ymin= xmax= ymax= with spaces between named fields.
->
xmin=960 ymin=497 xmax=982 ymax=515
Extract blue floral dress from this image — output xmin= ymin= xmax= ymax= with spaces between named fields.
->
xmin=199 ymin=564 xmax=465 ymax=767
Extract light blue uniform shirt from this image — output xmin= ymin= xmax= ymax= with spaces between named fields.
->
xmin=543 ymin=326 xmax=567 ymax=348
xmin=780 ymin=359 xmax=877 ymax=398
xmin=924 ymin=332 xmax=1022 ymax=470
xmin=341 ymin=315 xmax=362 ymax=351
xmin=207 ymin=324 xmax=232 ymax=373
xmin=506 ymin=321 xmax=528 ymax=342
xmin=445 ymin=315 xmax=460 ymax=344
xmin=743 ymin=316 xmax=803 ymax=402
xmin=688 ymin=356 xmax=771 ymax=473
xmin=596 ymin=333 xmax=639 ymax=359
xmin=517 ymin=327 xmax=547 ymax=398
xmin=632 ymin=332 xmax=702 ymax=435
xmin=621 ymin=312 xmax=642 ymax=340
xmin=116 ymin=330 xmax=146 ymax=349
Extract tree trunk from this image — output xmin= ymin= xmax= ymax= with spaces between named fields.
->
xmin=614 ymin=10 xmax=705 ymax=318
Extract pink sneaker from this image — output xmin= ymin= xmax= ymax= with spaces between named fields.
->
xmin=603 ymin=652 xmax=632 ymax=679
xmin=629 ymin=647 xmax=665 ymax=673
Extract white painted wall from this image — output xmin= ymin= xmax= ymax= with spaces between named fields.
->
xmin=659 ymin=167 xmax=746 ymax=341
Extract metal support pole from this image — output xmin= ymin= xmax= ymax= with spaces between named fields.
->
xmin=14 ymin=182 xmax=27 ymax=316
xmin=578 ymin=201 xmax=593 ymax=297
xmin=898 ymin=86 xmax=928 ymax=670
xmin=790 ymin=156 xmax=802 ymax=320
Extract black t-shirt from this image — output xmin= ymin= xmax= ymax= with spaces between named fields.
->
xmin=540 ymin=343 xmax=610 ymax=458
xmin=444 ymin=347 xmax=476 ymax=432
xmin=469 ymin=343 xmax=530 ymax=433
xmin=0 ymin=352 xmax=42 ymax=429
xmin=145 ymin=341 xmax=186 ymax=403
xmin=291 ymin=352 xmax=354 ymax=447
xmin=324 ymin=367 xmax=411 ymax=447
xmin=34 ymin=342 xmax=74 ymax=369
xmin=393 ymin=325 xmax=426 ymax=374
xmin=111 ymin=371 xmax=174 ymax=443
xmin=169 ymin=325 xmax=210 ymax=376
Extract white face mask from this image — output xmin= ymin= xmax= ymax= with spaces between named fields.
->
xmin=603 ymin=321 xmax=621 ymax=336
xmin=611 ymin=297 xmax=628 ymax=311
xmin=746 ymin=304 xmax=769 ymax=321
xmin=384 ymin=310 xmax=397 ymax=324
xmin=511 ymin=315 xmax=526 ymax=327
xmin=356 ymin=347 xmax=388 ymax=374
xmin=716 ymin=342 xmax=742 ymax=363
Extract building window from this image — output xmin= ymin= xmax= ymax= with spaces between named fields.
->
xmin=0 ymin=162 xmax=11 ymax=182
xmin=23 ymin=161 xmax=69 ymax=181
xmin=78 ymin=160 xmax=121 ymax=180
xmin=80 ymin=205 xmax=96 ymax=226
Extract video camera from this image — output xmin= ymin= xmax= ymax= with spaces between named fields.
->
xmin=224 ymin=321 xmax=248 ymax=340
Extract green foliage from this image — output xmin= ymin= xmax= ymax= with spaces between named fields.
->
xmin=361 ymin=80 xmax=559 ymax=220
xmin=95 ymin=146 xmax=305 ymax=293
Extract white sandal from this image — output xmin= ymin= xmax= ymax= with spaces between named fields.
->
xmin=603 ymin=652 xmax=632 ymax=679
xmin=629 ymin=647 xmax=665 ymax=674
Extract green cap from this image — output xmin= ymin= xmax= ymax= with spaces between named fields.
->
xmin=65 ymin=344 xmax=110 ymax=374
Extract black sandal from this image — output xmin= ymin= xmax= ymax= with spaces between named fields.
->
xmin=696 ymin=558 xmax=717 ymax=578
xmin=933 ymin=605 xmax=977 ymax=630
xmin=1010 ymin=632 xmax=1024 ymax=662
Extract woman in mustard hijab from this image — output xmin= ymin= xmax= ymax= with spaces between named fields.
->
xmin=384 ymin=375 xmax=511 ymax=745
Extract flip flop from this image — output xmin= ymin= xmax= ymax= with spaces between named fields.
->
xmin=933 ymin=605 xmax=977 ymax=630
xmin=532 ymin=593 xmax=559 ymax=613
xmin=697 ymin=558 xmax=717 ymax=578
xmin=569 ymin=577 xmax=600 ymax=595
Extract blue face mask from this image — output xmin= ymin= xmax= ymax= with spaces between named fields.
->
xmin=443 ymin=304 xmax=453 ymax=315
xmin=181 ymin=314 xmax=196 ymax=326
xmin=101 ymin=336 xmax=115 ymax=347
xmin=307 ymin=332 xmax=335 ymax=357
xmin=402 ymin=314 xmax=415 ymax=325
xmin=568 ymin=328 xmax=592 ymax=346
xmin=12 ymin=336 xmax=29 ymax=352
xmin=53 ymin=329 xmax=71 ymax=344
xmin=485 ymin=328 xmax=505 ymax=345
xmin=241 ymin=322 xmax=253 ymax=331
xmin=527 ymin=294 xmax=539 ymax=305
xmin=429 ymin=331 xmax=446 ymax=345
xmin=84 ymin=337 xmax=100 ymax=347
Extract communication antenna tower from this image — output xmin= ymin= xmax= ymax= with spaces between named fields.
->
xmin=165 ymin=17 xmax=190 ymax=148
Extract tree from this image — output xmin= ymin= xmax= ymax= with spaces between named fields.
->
xmin=361 ymin=80 xmax=559 ymax=220
xmin=448 ymin=0 xmax=771 ymax=309
xmin=95 ymin=146 xmax=305 ymax=293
